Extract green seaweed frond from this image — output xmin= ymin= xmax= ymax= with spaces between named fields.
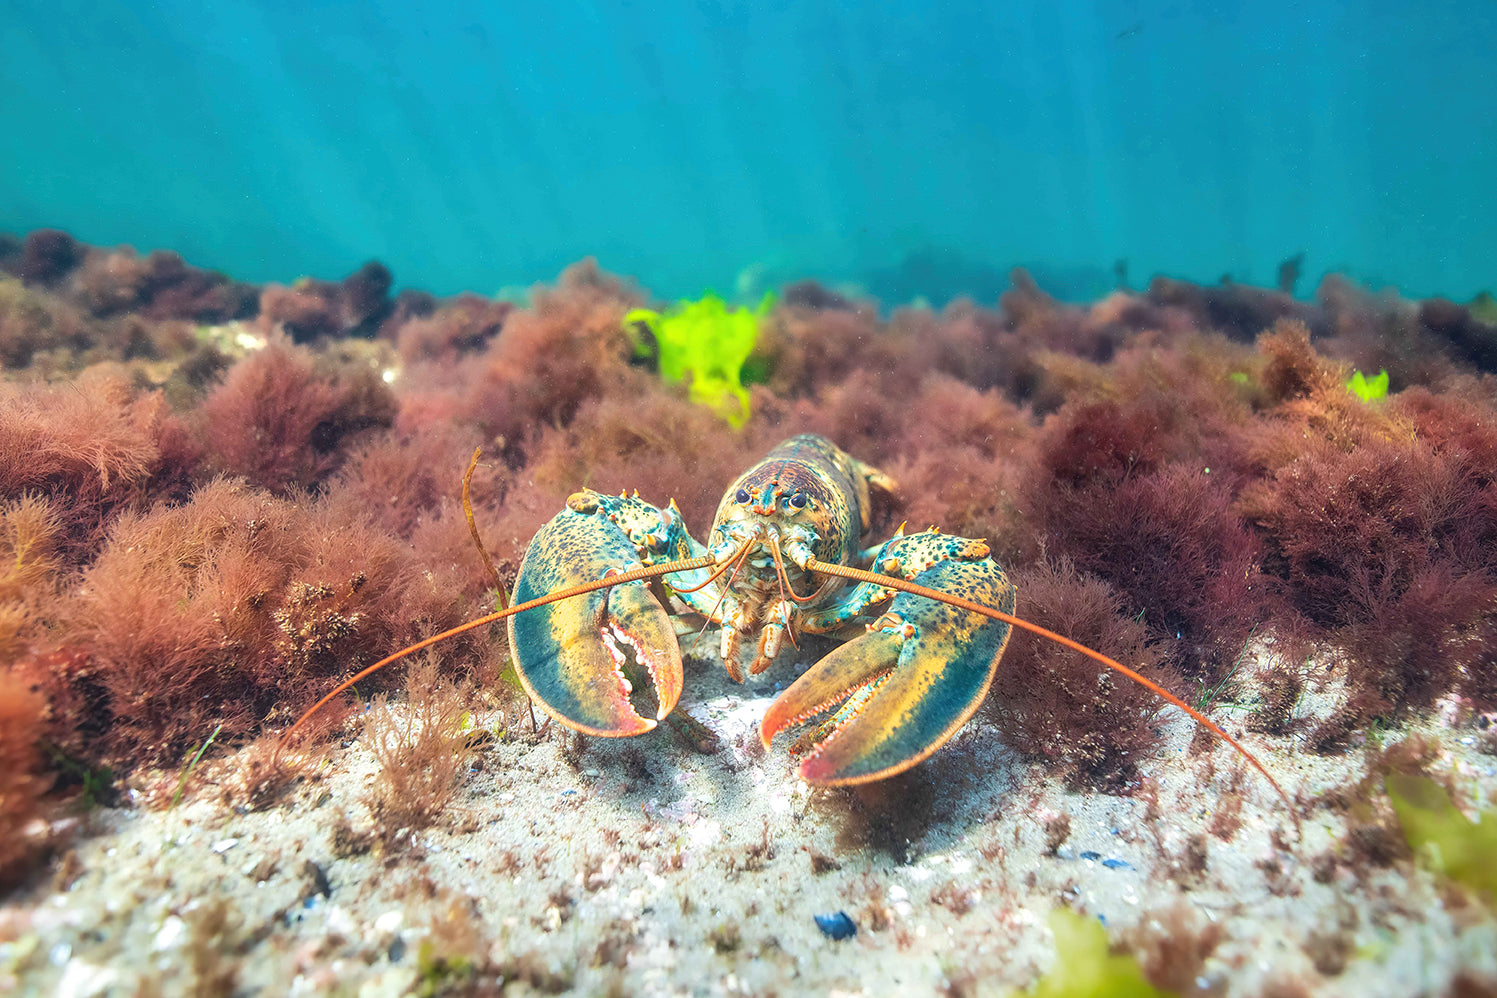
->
xmin=625 ymin=292 xmax=774 ymax=428
xmin=495 ymin=655 xmax=526 ymax=697
xmin=1346 ymin=368 xmax=1389 ymax=403
xmin=415 ymin=940 xmax=475 ymax=996
xmin=1468 ymin=291 xmax=1497 ymax=326
xmin=43 ymin=742 xmax=116 ymax=810
xmin=1386 ymin=773 xmax=1497 ymax=901
xmin=170 ymin=723 xmax=222 ymax=809
xmin=1019 ymin=910 xmax=1168 ymax=998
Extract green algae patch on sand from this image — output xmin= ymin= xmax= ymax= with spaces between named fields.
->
xmin=1387 ymin=773 xmax=1497 ymax=901
xmin=1019 ymin=909 xmax=1170 ymax=998
xmin=625 ymin=292 xmax=772 ymax=428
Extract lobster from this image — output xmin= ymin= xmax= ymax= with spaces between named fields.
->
xmin=280 ymin=435 xmax=1291 ymax=807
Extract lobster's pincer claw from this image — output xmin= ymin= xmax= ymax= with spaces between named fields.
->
xmin=760 ymin=538 xmax=1016 ymax=785
xmin=508 ymin=490 xmax=684 ymax=736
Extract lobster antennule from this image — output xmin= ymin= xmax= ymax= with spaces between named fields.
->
xmin=801 ymin=557 xmax=1298 ymax=824
xmin=272 ymin=552 xmax=716 ymax=765
xmin=685 ymin=540 xmax=755 ymax=657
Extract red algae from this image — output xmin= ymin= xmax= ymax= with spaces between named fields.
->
xmin=0 ymin=230 xmax=256 ymax=325
xmin=458 ymin=259 xmax=646 ymax=459
xmin=1 ymin=226 xmax=1496 ymax=895
xmin=984 ymin=558 xmax=1173 ymax=788
xmin=393 ymin=292 xmax=510 ymax=365
xmin=0 ymin=666 xmax=50 ymax=887
xmin=35 ymin=479 xmax=486 ymax=768
xmin=197 ymin=334 xmax=396 ymax=493
xmin=0 ymin=371 xmax=198 ymax=559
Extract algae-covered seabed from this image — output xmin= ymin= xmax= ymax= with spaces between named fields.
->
xmin=3 ymin=233 xmax=1497 ymax=994
xmin=8 ymin=658 xmax=1497 ymax=997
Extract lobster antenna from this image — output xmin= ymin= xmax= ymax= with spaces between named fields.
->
xmin=804 ymin=558 xmax=1298 ymax=825
xmin=274 ymin=516 xmax=1295 ymax=832
xmin=272 ymin=552 xmax=715 ymax=764
xmin=670 ymin=541 xmax=748 ymax=595
xmin=769 ymin=534 xmax=832 ymax=604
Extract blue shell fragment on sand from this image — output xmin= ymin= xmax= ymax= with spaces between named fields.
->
xmin=814 ymin=911 xmax=857 ymax=940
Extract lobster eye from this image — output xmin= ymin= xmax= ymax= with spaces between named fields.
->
xmin=735 ymin=488 xmax=751 ymax=504
xmin=789 ymin=492 xmax=808 ymax=509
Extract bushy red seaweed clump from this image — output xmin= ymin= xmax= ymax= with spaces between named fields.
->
xmin=986 ymin=558 xmax=1174 ymax=788
xmin=196 ymin=334 xmax=396 ymax=493
xmin=38 ymin=480 xmax=487 ymax=768
xmin=2 ymin=227 xmax=1496 ymax=888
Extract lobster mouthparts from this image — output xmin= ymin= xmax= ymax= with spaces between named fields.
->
xmin=508 ymin=495 xmax=684 ymax=736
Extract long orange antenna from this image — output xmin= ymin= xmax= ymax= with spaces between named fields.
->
xmin=671 ymin=542 xmax=747 ymax=595
xmin=769 ymin=534 xmax=830 ymax=604
xmin=804 ymin=558 xmax=1297 ymax=821
xmin=274 ymin=514 xmax=1296 ymax=831
xmin=273 ymin=552 xmax=714 ymax=764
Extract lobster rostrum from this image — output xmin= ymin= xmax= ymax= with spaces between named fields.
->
xmin=281 ymin=436 xmax=1293 ymax=806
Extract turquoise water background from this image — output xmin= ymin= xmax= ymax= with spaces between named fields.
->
xmin=2 ymin=1 xmax=1493 ymax=303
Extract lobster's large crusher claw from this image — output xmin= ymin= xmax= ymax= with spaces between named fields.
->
xmin=760 ymin=533 xmax=1016 ymax=785
xmin=508 ymin=491 xmax=684 ymax=736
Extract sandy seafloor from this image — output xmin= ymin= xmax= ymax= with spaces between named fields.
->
xmin=2 ymin=638 xmax=1495 ymax=998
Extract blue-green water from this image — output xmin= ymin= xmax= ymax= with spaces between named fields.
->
xmin=2 ymin=1 xmax=1493 ymax=302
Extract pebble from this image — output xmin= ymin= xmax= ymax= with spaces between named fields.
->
xmin=153 ymin=916 xmax=186 ymax=951
xmin=813 ymin=911 xmax=857 ymax=941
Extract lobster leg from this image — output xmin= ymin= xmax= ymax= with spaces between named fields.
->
xmin=760 ymin=529 xmax=1016 ymax=785
xmin=508 ymin=490 xmax=703 ymax=736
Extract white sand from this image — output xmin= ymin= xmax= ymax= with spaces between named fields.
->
xmin=2 ymin=643 xmax=1495 ymax=996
